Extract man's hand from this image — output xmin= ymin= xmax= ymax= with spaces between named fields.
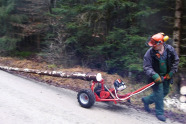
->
xmin=152 ymin=73 xmax=162 ymax=83
xmin=165 ymin=72 xmax=173 ymax=80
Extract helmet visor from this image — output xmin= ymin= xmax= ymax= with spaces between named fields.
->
xmin=146 ymin=37 xmax=158 ymax=47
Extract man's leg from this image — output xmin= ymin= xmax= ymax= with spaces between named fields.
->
xmin=154 ymin=83 xmax=166 ymax=121
xmin=142 ymin=84 xmax=160 ymax=112
xmin=142 ymin=83 xmax=166 ymax=121
xmin=153 ymin=83 xmax=164 ymax=115
xmin=163 ymin=80 xmax=170 ymax=97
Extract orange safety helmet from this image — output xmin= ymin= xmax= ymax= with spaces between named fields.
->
xmin=146 ymin=33 xmax=169 ymax=47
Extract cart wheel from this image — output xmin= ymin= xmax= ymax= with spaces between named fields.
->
xmin=77 ymin=89 xmax=95 ymax=108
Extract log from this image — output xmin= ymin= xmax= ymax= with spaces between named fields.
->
xmin=180 ymin=74 xmax=186 ymax=95
xmin=179 ymin=95 xmax=186 ymax=103
xmin=0 ymin=66 xmax=103 ymax=82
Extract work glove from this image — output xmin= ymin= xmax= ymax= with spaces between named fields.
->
xmin=152 ymin=73 xmax=162 ymax=83
xmin=165 ymin=72 xmax=173 ymax=80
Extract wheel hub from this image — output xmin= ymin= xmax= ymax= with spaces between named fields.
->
xmin=80 ymin=93 xmax=89 ymax=104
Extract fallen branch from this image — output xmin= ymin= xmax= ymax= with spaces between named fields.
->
xmin=0 ymin=65 xmax=101 ymax=81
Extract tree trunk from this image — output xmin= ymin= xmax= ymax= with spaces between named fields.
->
xmin=37 ymin=34 xmax=40 ymax=50
xmin=48 ymin=0 xmax=57 ymax=13
xmin=0 ymin=66 xmax=101 ymax=82
xmin=53 ymin=0 xmax=56 ymax=8
xmin=173 ymin=0 xmax=183 ymax=56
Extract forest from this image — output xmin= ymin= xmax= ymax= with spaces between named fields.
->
xmin=0 ymin=0 xmax=185 ymax=78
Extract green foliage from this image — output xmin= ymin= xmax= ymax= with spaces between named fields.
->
xmin=0 ymin=36 xmax=19 ymax=51
xmin=0 ymin=0 xmax=26 ymax=54
xmin=47 ymin=64 xmax=57 ymax=70
xmin=1 ymin=0 xmax=185 ymax=77
xmin=43 ymin=0 xmax=179 ymax=77
xmin=94 ymin=28 xmax=147 ymax=73
xmin=13 ymin=51 xmax=33 ymax=58
xmin=179 ymin=57 xmax=186 ymax=68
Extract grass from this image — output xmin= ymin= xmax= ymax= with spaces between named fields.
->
xmin=12 ymin=51 xmax=33 ymax=58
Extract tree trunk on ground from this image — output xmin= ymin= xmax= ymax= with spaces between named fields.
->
xmin=0 ymin=66 xmax=100 ymax=81
xmin=173 ymin=0 xmax=183 ymax=56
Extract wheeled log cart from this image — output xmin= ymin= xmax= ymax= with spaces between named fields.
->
xmin=77 ymin=73 xmax=156 ymax=108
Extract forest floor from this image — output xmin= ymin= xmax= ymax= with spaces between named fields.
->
xmin=0 ymin=56 xmax=186 ymax=123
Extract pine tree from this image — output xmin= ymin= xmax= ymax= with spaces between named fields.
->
xmin=0 ymin=0 xmax=25 ymax=53
xmin=43 ymin=0 xmax=178 ymax=77
xmin=0 ymin=0 xmax=15 ymax=52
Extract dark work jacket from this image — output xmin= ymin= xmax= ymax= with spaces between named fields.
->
xmin=143 ymin=44 xmax=179 ymax=83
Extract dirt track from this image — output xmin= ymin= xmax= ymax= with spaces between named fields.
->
xmin=0 ymin=70 xmax=182 ymax=124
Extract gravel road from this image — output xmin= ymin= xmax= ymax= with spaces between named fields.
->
xmin=0 ymin=70 xmax=182 ymax=124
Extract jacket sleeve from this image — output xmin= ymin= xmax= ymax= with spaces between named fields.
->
xmin=143 ymin=48 xmax=157 ymax=78
xmin=169 ymin=45 xmax=179 ymax=74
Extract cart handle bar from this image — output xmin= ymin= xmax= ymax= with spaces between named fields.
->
xmin=115 ymin=76 xmax=166 ymax=101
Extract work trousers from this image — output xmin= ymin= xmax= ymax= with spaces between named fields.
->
xmin=143 ymin=80 xmax=170 ymax=115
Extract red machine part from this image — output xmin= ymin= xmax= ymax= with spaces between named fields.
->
xmin=100 ymin=91 xmax=110 ymax=99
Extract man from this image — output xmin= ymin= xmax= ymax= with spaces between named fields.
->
xmin=142 ymin=33 xmax=179 ymax=121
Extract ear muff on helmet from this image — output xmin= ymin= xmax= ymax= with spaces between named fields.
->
xmin=163 ymin=35 xmax=169 ymax=42
xmin=160 ymin=32 xmax=169 ymax=42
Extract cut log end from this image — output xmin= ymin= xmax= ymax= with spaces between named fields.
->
xmin=179 ymin=95 xmax=186 ymax=103
xmin=85 ymin=72 xmax=102 ymax=81
xmin=180 ymin=86 xmax=186 ymax=95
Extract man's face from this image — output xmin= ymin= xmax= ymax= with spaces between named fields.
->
xmin=153 ymin=43 xmax=163 ymax=50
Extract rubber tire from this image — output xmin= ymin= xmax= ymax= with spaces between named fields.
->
xmin=77 ymin=89 xmax=95 ymax=108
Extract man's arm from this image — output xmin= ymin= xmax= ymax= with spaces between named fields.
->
xmin=169 ymin=45 xmax=179 ymax=74
xmin=143 ymin=49 xmax=157 ymax=77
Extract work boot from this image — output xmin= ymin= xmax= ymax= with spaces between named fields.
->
xmin=141 ymin=97 xmax=151 ymax=112
xmin=156 ymin=115 xmax=166 ymax=122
